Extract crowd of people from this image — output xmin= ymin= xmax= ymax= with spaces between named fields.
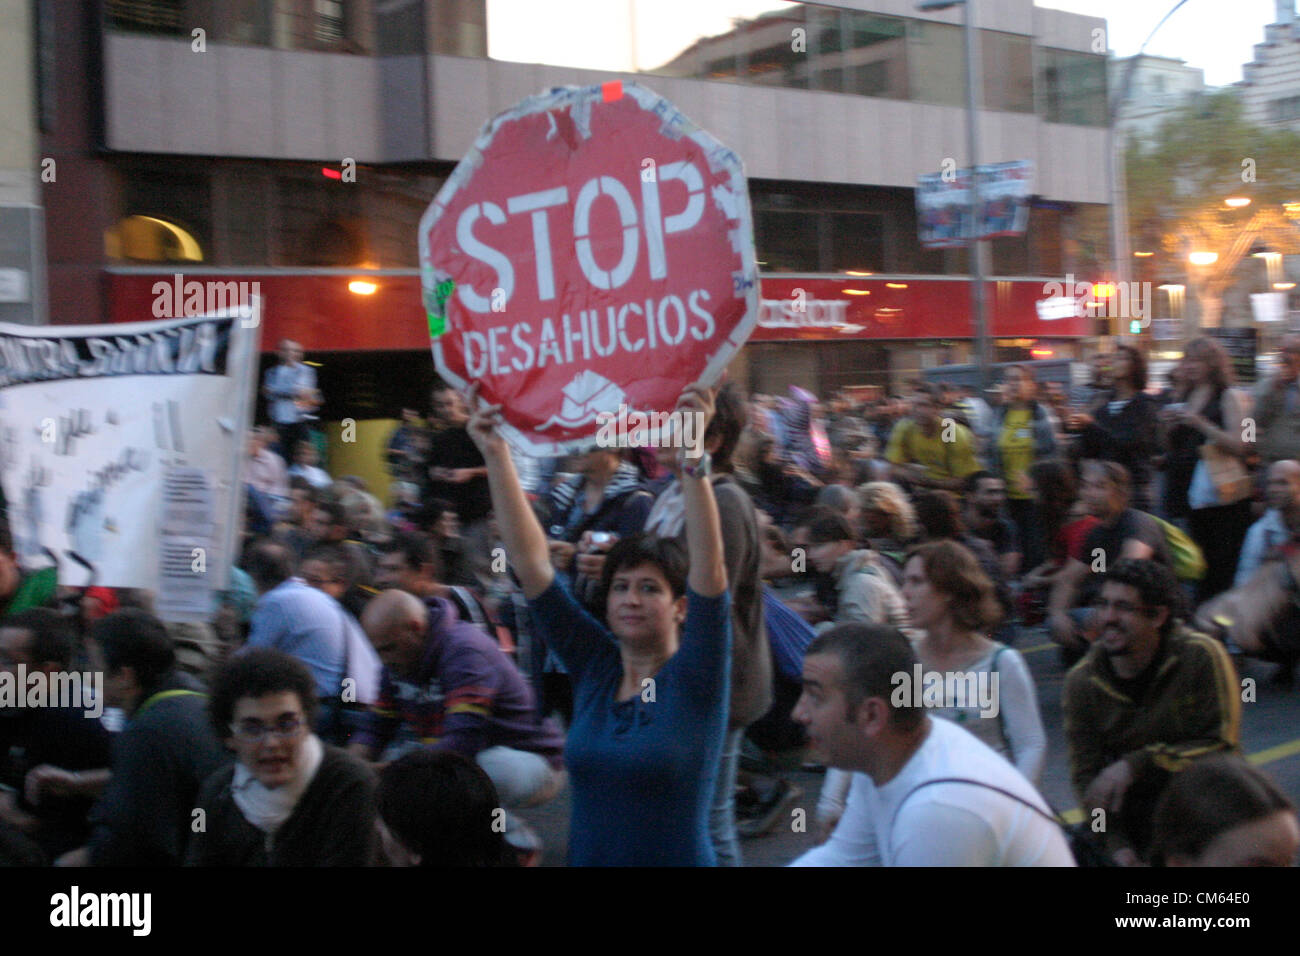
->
xmin=4 ymin=331 xmax=1300 ymax=867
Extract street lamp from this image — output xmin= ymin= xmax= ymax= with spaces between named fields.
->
xmin=1188 ymin=251 xmax=1219 ymax=267
xmin=1225 ymin=197 xmax=1252 ymax=208
xmin=918 ymin=0 xmax=990 ymax=388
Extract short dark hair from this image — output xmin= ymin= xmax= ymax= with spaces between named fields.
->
xmin=964 ymin=470 xmax=1000 ymax=496
xmin=705 ymin=383 xmax=747 ymax=473
xmin=208 ymin=648 xmax=320 ymax=738
xmin=1100 ymin=558 xmax=1184 ymax=636
xmin=914 ymin=489 xmax=965 ymax=540
xmin=806 ymin=508 xmax=856 ymax=545
xmin=805 ymin=623 xmax=923 ymax=731
xmin=0 ymin=608 xmax=73 ymax=667
xmin=598 ymin=534 xmax=688 ymax=603
xmin=377 ymin=750 xmax=516 ymax=867
xmin=316 ymin=499 xmax=350 ymax=531
xmin=244 ymin=539 xmax=297 ymax=592
xmin=302 ymin=544 xmax=348 ymax=583
xmin=1150 ymin=755 xmax=1295 ymax=866
xmin=91 ymin=610 xmax=175 ymax=692
xmin=380 ymin=531 xmax=439 ymax=574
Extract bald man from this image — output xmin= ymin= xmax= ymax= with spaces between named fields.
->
xmin=355 ymin=590 xmax=565 ymax=808
xmin=1235 ymin=459 xmax=1300 ymax=587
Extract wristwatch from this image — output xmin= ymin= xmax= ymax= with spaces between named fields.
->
xmin=680 ymin=451 xmax=712 ymax=478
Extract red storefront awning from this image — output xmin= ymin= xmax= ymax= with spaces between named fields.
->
xmin=101 ymin=271 xmax=1092 ymax=351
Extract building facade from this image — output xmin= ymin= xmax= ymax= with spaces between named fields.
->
xmin=41 ymin=0 xmax=1111 ymax=405
xmin=1238 ymin=0 xmax=1300 ymax=132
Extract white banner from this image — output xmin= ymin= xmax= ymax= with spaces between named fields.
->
xmin=0 ymin=311 xmax=259 ymax=617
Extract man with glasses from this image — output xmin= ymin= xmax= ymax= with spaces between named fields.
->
xmin=186 ymin=649 xmax=377 ymax=866
xmin=1063 ymin=559 xmax=1241 ymax=866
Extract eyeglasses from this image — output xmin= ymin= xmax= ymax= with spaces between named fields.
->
xmin=230 ymin=715 xmax=304 ymax=742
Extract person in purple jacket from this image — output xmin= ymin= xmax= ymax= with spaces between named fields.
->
xmin=354 ymin=589 xmax=565 ymax=809
xmin=467 ymin=379 xmax=732 ymax=866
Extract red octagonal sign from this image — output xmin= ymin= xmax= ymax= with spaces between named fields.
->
xmin=419 ymin=81 xmax=758 ymax=456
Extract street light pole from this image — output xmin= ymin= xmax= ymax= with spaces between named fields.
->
xmin=962 ymin=1 xmax=991 ymax=390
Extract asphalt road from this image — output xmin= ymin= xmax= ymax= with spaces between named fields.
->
xmin=520 ymin=627 xmax=1300 ymax=866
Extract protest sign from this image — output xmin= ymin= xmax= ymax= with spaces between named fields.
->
xmin=0 ymin=311 xmax=259 ymax=616
xmin=419 ymin=81 xmax=758 ymax=456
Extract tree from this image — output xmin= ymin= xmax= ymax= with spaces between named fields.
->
xmin=1126 ymin=90 xmax=1300 ymax=329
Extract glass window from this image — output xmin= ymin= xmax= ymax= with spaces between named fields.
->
xmin=828 ymin=213 xmax=884 ymax=273
xmin=1040 ymin=49 xmax=1108 ymax=126
xmin=106 ymin=0 xmax=185 ymax=35
xmin=430 ymin=0 xmax=487 ymax=57
xmin=982 ymin=31 xmax=1033 ymax=113
xmin=756 ymin=207 xmax=819 ymax=272
xmin=842 ymin=12 xmax=908 ymax=99
xmin=907 ymin=19 xmax=964 ymax=108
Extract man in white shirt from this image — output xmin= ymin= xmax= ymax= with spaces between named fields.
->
xmin=263 ymin=340 xmax=318 ymax=456
xmin=789 ymin=623 xmax=1074 ymax=866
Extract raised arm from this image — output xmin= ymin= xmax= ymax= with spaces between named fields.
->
xmin=463 ymin=383 xmax=554 ymax=599
xmin=678 ymin=383 xmax=727 ymax=598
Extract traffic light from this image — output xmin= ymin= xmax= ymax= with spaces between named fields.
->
xmin=1130 ymin=319 xmax=1141 ymax=334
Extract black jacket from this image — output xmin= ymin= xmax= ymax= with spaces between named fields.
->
xmin=185 ymin=743 xmax=377 ymax=866
xmin=87 ymin=672 xmax=229 ymax=866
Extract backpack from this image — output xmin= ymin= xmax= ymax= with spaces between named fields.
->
xmin=1152 ymin=516 xmax=1207 ymax=582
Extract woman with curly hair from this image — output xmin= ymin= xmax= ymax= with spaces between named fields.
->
xmin=857 ymin=481 xmax=916 ymax=582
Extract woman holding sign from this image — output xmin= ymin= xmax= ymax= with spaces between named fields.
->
xmin=465 ymin=380 xmax=731 ymax=866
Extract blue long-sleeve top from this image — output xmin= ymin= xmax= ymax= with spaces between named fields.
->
xmin=528 ymin=576 xmax=731 ymax=866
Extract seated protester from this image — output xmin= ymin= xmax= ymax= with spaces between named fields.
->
xmin=542 ymin=446 xmax=654 ymax=613
xmin=273 ymin=477 xmax=319 ymax=563
xmin=373 ymin=532 xmax=507 ymax=649
xmin=71 ymin=610 xmax=229 ymax=866
xmin=790 ymin=623 xmax=1073 ymax=866
xmin=1148 ymin=755 xmax=1300 ymax=867
xmin=186 ymin=649 xmax=378 ymax=866
xmin=963 ymin=471 xmax=1023 ymax=581
xmin=883 ymin=385 xmax=982 ymax=493
xmin=414 ymin=498 xmax=479 ymax=589
xmin=857 ymin=481 xmax=918 ymax=586
xmin=1048 ymin=461 xmax=1171 ymax=657
xmin=751 ymin=434 xmax=819 ymax=528
xmin=287 ymin=439 xmax=333 ymax=491
xmin=356 ymin=590 xmax=565 ymax=810
xmin=0 ymin=524 xmax=56 ymax=619
xmin=813 ymin=484 xmax=863 ymax=540
xmin=805 ymin=509 xmax=910 ymax=632
xmin=913 ymin=490 xmax=1013 ymax=624
xmin=243 ymin=540 xmax=382 ymax=745
xmin=1235 ymin=458 xmax=1300 ymax=588
xmin=1063 ymin=560 xmax=1240 ymax=866
xmin=305 ymin=498 xmax=378 ymax=617
xmin=246 ymin=427 xmax=290 ymax=507
xmin=0 ymin=610 xmax=113 ymax=859
xmin=376 ymin=749 xmax=517 ymax=867
xmin=1019 ymin=460 xmax=1099 ymax=625
xmin=474 ymin=380 xmax=735 ymax=866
